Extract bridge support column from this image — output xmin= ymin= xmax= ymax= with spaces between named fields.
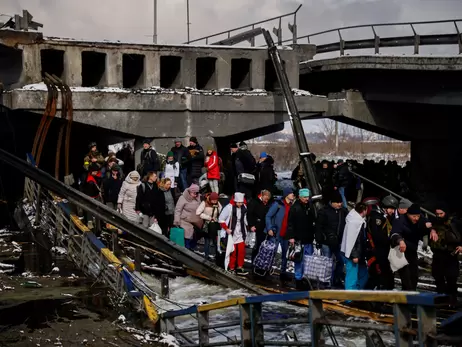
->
xmin=251 ymin=58 xmax=265 ymax=90
xmin=20 ymin=46 xmax=41 ymax=85
xmin=145 ymin=53 xmax=160 ymax=87
xmin=106 ymin=52 xmax=123 ymax=87
xmin=63 ymin=46 xmax=82 ymax=86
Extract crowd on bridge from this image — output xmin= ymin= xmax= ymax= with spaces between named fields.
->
xmin=78 ymin=138 xmax=461 ymax=308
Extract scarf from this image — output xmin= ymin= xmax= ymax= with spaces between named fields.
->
xmin=279 ymin=199 xmax=291 ymax=237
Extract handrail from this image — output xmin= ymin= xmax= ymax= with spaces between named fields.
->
xmin=349 ymin=169 xmax=436 ymax=217
xmin=159 ymin=290 xmax=446 ymax=346
xmin=185 ymin=5 xmax=302 ymax=45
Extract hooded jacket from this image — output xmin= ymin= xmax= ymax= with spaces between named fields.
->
xmin=174 ymin=188 xmax=202 ymax=239
xmin=206 ymin=151 xmax=220 ymax=180
xmin=117 ymin=171 xmax=141 ymax=222
xmin=256 ymin=156 xmax=276 ymax=192
xmin=341 ymin=209 xmax=366 ymax=259
xmin=285 ymin=199 xmax=316 ymax=244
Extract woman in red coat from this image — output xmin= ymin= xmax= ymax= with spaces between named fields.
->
xmin=206 ymin=147 xmax=220 ymax=193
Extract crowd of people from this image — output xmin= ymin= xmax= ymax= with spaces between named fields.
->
xmin=78 ymin=139 xmax=461 ymax=307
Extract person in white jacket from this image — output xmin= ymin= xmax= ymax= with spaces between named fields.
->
xmin=340 ymin=203 xmax=368 ymax=292
xmin=117 ymin=171 xmax=141 ymax=223
xmin=164 ymin=151 xmax=180 ymax=188
xmin=196 ymin=192 xmax=222 ymax=260
xmin=218 ymin=192 xmax=255 ymax=276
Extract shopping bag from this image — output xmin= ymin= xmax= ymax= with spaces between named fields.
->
xmin=388 ymin=246 xmax=408 ymax=272
xmin=303 ymin=251 xmax=333 ymax=283
xmin=149 ymin=222 xmax=162 ymax=235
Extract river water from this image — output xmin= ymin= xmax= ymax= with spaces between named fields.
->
xmin=155 ymin=276 xmax=396 ymax=347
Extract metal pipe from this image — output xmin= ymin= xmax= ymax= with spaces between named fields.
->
xmin=313 ymin=318 xmax=394 ymax=332
xmin=153 ymin=0 xmax=157 ymax=43
xmin=186 ymin=0 xmax=190 ymax=43
xmin=258 ymin=318 xmax=306 ymax=325
xmin=349 ymin=169 xmax=435 ymax=217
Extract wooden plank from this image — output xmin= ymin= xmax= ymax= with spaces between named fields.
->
xmin=245 ymin=291 xmax=309 ymax=304
xmin=309 ymin=290 xmax=412 ymax=304
xmin=162 ymin=305 xmax=198 ymax=318
xmin=101 ymin=248 xmax=123 ymax=269
xmin=143 ymin=295 xmax=159 ymax=324
xmin=197 ymin=297 xmax=246 ymax=312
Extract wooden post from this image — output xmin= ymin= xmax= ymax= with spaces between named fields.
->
xmin=240 ymin=303 xmax=263 ymax=347
xmin=161 ymin=274 xmax=169 ymax=298
xmin=112 ymin=233 xmax=119 ymax=255
xmin=240 ymin=303 xmax=252 ymax=347
xmin=417 ymin=305 xmax=437 ymax=347
xmin=197 ymin=311 xmax=209 ymax=347
xmin=309 ymin=298 xmax=324 ymax=347
xmin=393 ymin=304 xmax=413 ymax=347
xmin=134 ymin=248 xmax=142 ymax=272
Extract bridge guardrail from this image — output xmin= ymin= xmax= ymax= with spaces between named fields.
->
xmin=159 ymin=290 xmax=446 ymax=347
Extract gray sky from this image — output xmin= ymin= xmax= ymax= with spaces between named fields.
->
xmin=2 ymin=0 xmax=462 ymax=46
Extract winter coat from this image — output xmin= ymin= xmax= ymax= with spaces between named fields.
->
xmin=390 ymin=214 xmax=429 ymax=257
xmin=196 ymin=199 xmax=222 ymax=221
xmin=83 ymin=152 xmax=105 ymax=171
xmin=174 ymin=188 xmax=202 ymax=239
xmin=368 ymin=209 xmax=394 ymax=265
xmin=164 ymin=160 xmax=180 ymax=187
xmin=265 ymin=199 xmax=290 ymax=236
xmin=341 ymin=209 xmax=367 ymax=260
xmin=171 ymin=145 xmax=191 ymax=168
xmin=206 ymin=151 xmax=220 ymax=180
xmin=285 ymin=200 xmax=316 ymax=244
xmin=315 ymin=205 xmax=347 ymax=248
xmin=140 ymin=148 xmax=160 ymax=176
xmin=232 ymin=149 xmax=256 ymax=176
xmin=256 ymin=156 xmax=276 ymax=192
xmin=117 ymin=171 xmax=141 ymax=223
xmin=135 ymin=181 xmax=165 ymax=218
xmin=102 ymin=174 xmax=123 ymax=204
xmin=247 ymin=196 xmax=271 ymax=234
xmin=81 ymin=172 xmax=102 ymax=199
xmin=186 ymin=144 xmax=205 ymax=179
xmin=430 ymin=217 xmax=462 ymax=253
xmin=334 ymin=164 xmax=350 ymax=188
xmin=161 ymin=187 xmax=176 ymax=216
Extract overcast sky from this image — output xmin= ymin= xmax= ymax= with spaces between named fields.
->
xmin=2 ymin=0 xmax=462 ymax=46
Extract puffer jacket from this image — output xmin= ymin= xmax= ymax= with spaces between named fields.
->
xmin=117 ymin=171 xmax=141 ymax=223
xmin=206 ymin=151 xmax=220 ymax=180
xmin=315 ymin=204 xmax=347 ymax=248
xmin=174 ymin=188 xmax=202 ymax=239
xmin=186 ymin=144 xmax=204 ymax=179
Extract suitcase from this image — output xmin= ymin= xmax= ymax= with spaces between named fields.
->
xmin=170 ymin=227 xmax=185 ymax=247
xmin=253 ymin=238 xmax=277 ymax=276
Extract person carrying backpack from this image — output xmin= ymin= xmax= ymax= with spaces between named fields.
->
xmin=138 ymin=139 xmax=160 ymax=177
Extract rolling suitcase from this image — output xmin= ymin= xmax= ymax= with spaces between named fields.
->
xmin=253 ymin=238 xmax=277 ymax=276
xmin=170 ymin=227 xmax=185 ymax=247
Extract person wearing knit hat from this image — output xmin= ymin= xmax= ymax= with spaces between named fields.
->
xmin=430 ymin=204 xmax=462 ymax=307
xmin=196 ymin=191 xmax=223 ymax=260
xmin=260 ymin=152 xmax=267 ymax=159
xmin=285 ymin=187 xmax=316 ymax=289
xmin=164 ymin=151 xmax=180 ymax=189
xmin=264 ymin=186 xmax=295 ymax=281
xmin=187 ymin=137 xmax=204 ymax=186
xmin=170 ymin=138 xmax=190 ymax=192
xmin=206 ymin=146 xmax=220 ymax=193
xmin=390 ymin=203 xmax=438 ymax=291
xmin=218 ymin=192 xmax=250 ymax=275
xmin=315 ymin=190 xmax=348 ymax=288
xmin=173 ymin=183 xmax=202 ymax=250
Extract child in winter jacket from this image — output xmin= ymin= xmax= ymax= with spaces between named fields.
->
xmin=164 ymin=151 xmax=180 ymax=188
xmin=206 ymin=147 xmax=220 ymax=193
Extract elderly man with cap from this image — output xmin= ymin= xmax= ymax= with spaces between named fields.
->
xmin=256 ymin=152 xmax=276 ymax=193
xmin=170 ymin=138 xmax=191 ymax=192
xmin=429 ymin=204 xmax=462 ymax=307
xmin=265 ymin=187 xmax=295 ymax=282
xmin=396 ymin=198 xmax=412 ymax=218
xmin=286 ymin=188 xmax=316 ymax=289
xmin=139 ymin=139 xmax=160 ymax=178
xmin=219 ymin=192 xmax=251 ymax=275
xmin=315 ymin=190 xmax=348 ymax=288
xmin=390 ymin=204 xmax=438 ymax=291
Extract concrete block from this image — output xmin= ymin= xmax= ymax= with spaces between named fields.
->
xmin=20 ymin=45 xmax=41 ymax=85
xmin=63 ymin=46 xmax=82 ymax=86
xmin=145 ymin=53 xmax=160 ymax=88
xmin=106 ymin=51 xmax=123 ymax=88
xmin=216 ymin=56 xmax=231 ymax=89
xmin=251 ymin=58 xmax=265 ymax=90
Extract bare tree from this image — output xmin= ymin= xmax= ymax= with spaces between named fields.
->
xmin=320 ymin=119 xmax=336 ymax=151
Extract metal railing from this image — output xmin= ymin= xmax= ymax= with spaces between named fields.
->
xmin=185 ymin=5 xmax=302 ymax=46
xmin=20 ymin=154 xmax=161 ymax=324
xmin=159 ymin=290 xmax=449 ymax=347
xmin=286 ymin=18 xmax=462 ymax=55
